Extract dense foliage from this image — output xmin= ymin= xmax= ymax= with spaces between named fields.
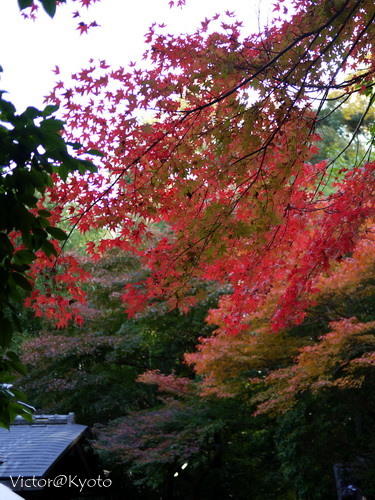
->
xmin=19 ymin=230 xmax=375 ymax=498
xmin=21 ymin=249 xmax=221 ymax=424
xmin=90 ymin=233 xmax=375 ymax=498
xmin=44 ymin=0 xmax=375 ymax=334
xmin=3 ymin=0 xmax=375 ymax=496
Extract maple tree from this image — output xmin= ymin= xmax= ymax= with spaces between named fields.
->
xmin=40 ymin=0 xmax=374 ymax=334
xmin=180 ymin=222 xmax=375 ymax=497
xmin=13 ymin=1 xmax=374 ymax=335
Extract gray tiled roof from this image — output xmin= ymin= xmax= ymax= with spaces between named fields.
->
xmin=0 ymin=415 xmax=87 ymax=479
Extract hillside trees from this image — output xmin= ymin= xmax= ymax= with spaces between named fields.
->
xmin=90 ymin=221 xmax=375 ymax=499
xmin=20 ymin=248 xmax=222 ymax=424
xmin=19 ymin=248 xmax=290 ymax=498
xmin=94 ymin=390 xmax=289 ymax=500
xmin=183 ymin=223 xmax=375 ymax=497
xmin=21 ymin=223 xmax=374 ymax=497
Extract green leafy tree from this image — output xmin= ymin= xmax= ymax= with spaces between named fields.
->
xmin=0 ymin=0 xmax=102 ymax=428
xmin=0 ymin=89 xmax=96 ymax=427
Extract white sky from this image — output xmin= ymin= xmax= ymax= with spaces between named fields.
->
xmin=0 ymin=0 xmax=272 ymax=111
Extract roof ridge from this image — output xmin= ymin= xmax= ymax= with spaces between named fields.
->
xmin=12 ymin=413 xmax=76 ymax=425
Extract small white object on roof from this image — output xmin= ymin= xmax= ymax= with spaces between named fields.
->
xmin=0 ymin=483 xmax=25 ymax=499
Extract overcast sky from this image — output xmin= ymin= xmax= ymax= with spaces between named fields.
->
xmin=0 ymin=0 xmax=271 ymax=111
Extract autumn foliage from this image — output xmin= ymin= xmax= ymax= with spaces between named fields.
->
xmin=184 ymin=224 xmax=375 ymax=411
xmin=35 ymin=0 xmax=374 ymax=335
xmin=7 ymin=0 xmax=375 ymax=490
xmin=11 ymin=0 xmax=374 ymax=418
